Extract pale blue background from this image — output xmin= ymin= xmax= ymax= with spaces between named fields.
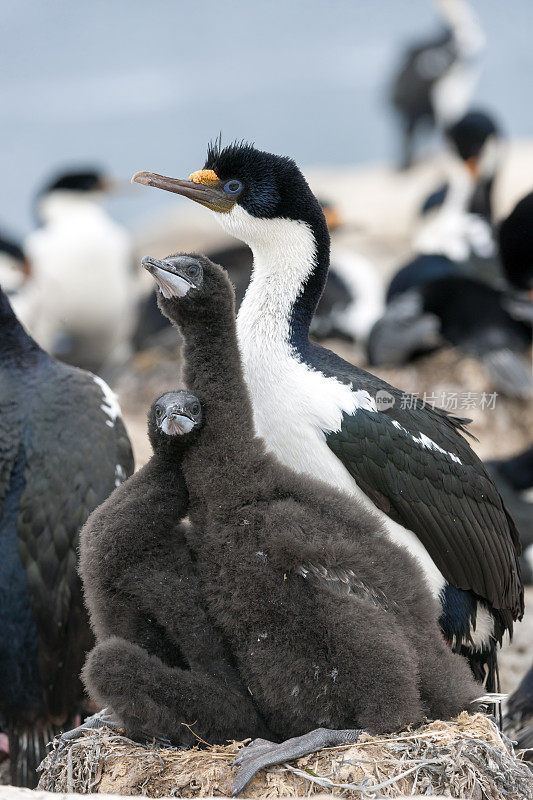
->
xmin=1 ymin=0 xmax=531 ymax=232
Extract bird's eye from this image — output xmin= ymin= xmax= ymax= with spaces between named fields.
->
xmin=155 ymin=407 xmax=162 ymax=417
xmin=186 ymin=264 xmax=199 ymax=278
xmin=224 ymin=180 xmax=243 ymax=195
xmin=190 ymin=403 xmax=200 ymax=416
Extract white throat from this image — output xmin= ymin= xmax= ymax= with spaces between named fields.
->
xmin=215 ymin=204 xmax=318 ymax=345
xmin=211 ymin=204 xmax=373 ymax=481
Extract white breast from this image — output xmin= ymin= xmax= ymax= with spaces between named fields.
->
xmin=241 ymin=324 xmax=446 ymax=596
xmin=24 ymin=199 xmax=134 ymax=358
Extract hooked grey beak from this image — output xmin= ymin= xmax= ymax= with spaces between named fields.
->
xmin=132 ymin=171 xmax=235 ymax=213
xmin=161 ymin=407 xmax=196 ymax=436
xmin=141 ymin=256 xmax=194 ymax=299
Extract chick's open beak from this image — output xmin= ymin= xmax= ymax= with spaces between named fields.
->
xmin=131 ymin=170 xmax=235 ymax=213
xmin=162 ymin=409 xmax=196 ymax=436
xmin=141 ymin=256 xmax=194 ymax=299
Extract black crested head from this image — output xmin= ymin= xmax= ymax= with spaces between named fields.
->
xmin=142 ymin=252 xmax=235 ymax=325
xmin=148 ymin=390 xmax=203 ymax=452
xmin=446 ymin=110 xmax=500 ymax=161
xmin=498 ymin=191 xmax=533 ymax=290
xmin=133 ymin=139 xmax=329 ymax=231
xmin=205 ymin=140 xmax=331 ymax=350
xmin=132 ymin=142 xmax=331 ymax=349
xmin=39 ymin=168 xmax=108 ymax=197
xmin=203 ymin=139 xmax=326 ymax=227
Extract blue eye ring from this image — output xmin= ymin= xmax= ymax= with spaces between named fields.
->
xmin=224 ymin=180 xmax=243 ymax=195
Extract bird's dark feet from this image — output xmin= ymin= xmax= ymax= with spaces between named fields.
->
xmin=55 ymin=708 xmax=122 ymax=750
xmin=231 ymin=727 xmax=363 ymax=796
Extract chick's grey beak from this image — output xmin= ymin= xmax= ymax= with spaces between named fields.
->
xmin=141 ymin=256 xmax=193 ymax=300
xmin=132 ymin=171 xmax=235 ymax=213
xmin=161 ymin=410 xmax=195 ymax=436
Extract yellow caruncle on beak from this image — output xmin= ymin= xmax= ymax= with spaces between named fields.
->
xmin=188 ymin=169 xmax=219 ymax=185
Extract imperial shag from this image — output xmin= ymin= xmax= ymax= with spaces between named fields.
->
xmin=390 ymin=0 xmax=485 ymax=168
xmin=368 ymin=187 xmax=533 ymax=398
xmin=132 ymin=141 xmax=523 ymax=691
xmin=499 ymin=190 xmax=533 ymax=298
xmin=0 ymin=286 xmax=134 ymax=786
xmin=143 ymin=252 xmax=480 ymax=796
xmin=421 ymin=110 xmax=503 ymax=225
xmin=22 ymin=167 xmax=135 ymax=371
xmin=59 ymin=389 xmax=269 ymax=749
xmin=485 ymin=447 xmax=533 ymax=584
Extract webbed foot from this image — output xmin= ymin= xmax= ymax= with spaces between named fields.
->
xmin=231 ymin=727 xmax=363 ymax=796
xmin=233 ymin=737 xmax=278 ymax=766
xmin=56 ymin=708 xmax=122 ymax=749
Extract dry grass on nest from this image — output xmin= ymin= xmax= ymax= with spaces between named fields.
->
xmin=37 ymin=713 xmax=532 ymax=799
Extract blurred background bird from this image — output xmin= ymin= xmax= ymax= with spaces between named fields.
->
xmin=14 ymin=168 xmax=138 ymax=373
xmin=367 ymin=188 xmax=533 ymax=399
xmin=391 ymin=0 xmax=485 ymax=169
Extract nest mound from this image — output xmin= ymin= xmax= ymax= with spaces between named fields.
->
xmin=38 ymin=713 xmax=532 ymax=799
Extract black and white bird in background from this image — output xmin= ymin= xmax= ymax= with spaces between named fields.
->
xmin=16 ymin=168 xmax=138 ymax=372
xmin=416 ymin=109 xmax=503 ymax=288
xmin=0 ymin=285 xmax=134 ymax=787
xmin=368 ymin=185 xmax=533 ymax=398
xmin=420 ymin=109 xmax=503 ymax=234
xmin=133 ymin=139 xmax=523 ymax=692
xmin=391 ymin=0 xmax=485 ymax=169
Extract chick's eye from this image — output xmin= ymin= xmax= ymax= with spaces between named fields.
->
xmin=187 ymin=264 xmax=199 ymax=277
xmin=190 ymin=403 xmax=200 ymax=416
xmin=155 ymin=407 xmax=162 ymax=417
xmin=224 ymin=180 xmax=243 ymax=195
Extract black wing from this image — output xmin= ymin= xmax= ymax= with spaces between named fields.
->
xmin=17 ymin=364 xmax=133 ymax=719
xmin=0 ymin=369 xmax=25 ymax=515
xmin=316 ymin=348 xmax=523 ymax=621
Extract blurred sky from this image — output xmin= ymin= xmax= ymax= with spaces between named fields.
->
xmin=1 ymin=0 xmax=532 ymax=234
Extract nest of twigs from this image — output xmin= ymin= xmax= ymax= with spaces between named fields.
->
xmin=38 ymin=713 xmax=532 ymax=799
